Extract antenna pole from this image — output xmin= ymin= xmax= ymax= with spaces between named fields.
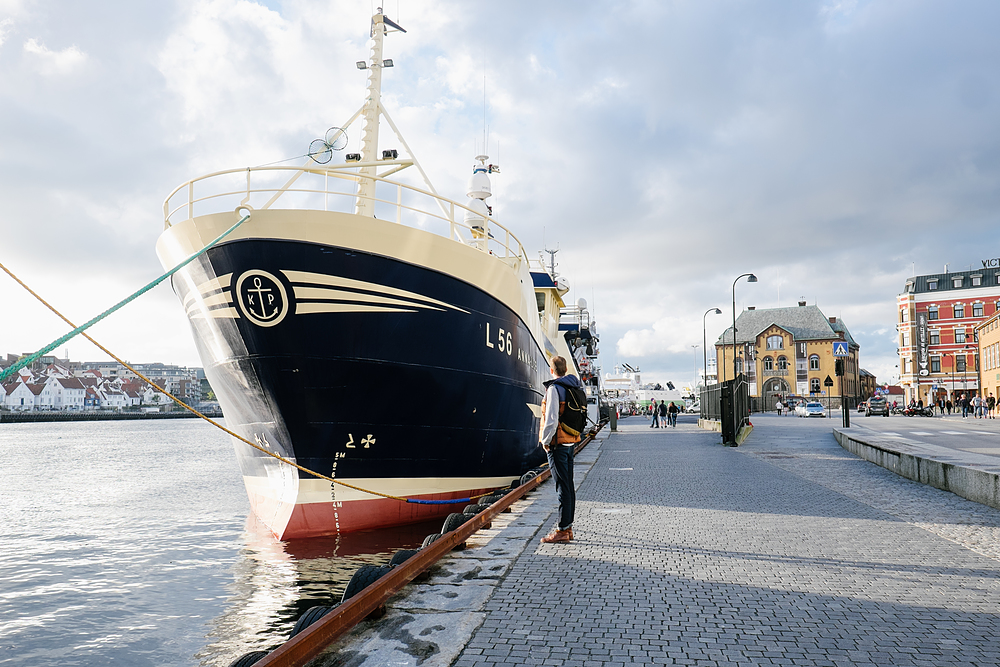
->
xmin=356 ymin=10 xmax=386 ymax=217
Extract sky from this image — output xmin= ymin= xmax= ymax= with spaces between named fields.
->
xmin=1 ymin=0 xmax=999 ymax=390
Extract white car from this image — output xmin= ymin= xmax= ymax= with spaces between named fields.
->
xmin=800 ymin=401 xmax=826 ymax=417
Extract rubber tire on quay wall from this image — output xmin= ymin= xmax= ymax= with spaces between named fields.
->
xmin=463 ymin=503 xmax=484 ymax=515
xmin=389 ymin=549 xmax=420 ymax=566
xmin=441 ymin=512 xmax=469 ymax=534
xmin=421 ymin=533 xmax=443 ymax=548
xmin=341 ymin=565 xmax=393 ymax=604
xmin=227 ymin=650 xmax=270 ymax=667
xmin=289 ymin=605 xmax=333 ymax=638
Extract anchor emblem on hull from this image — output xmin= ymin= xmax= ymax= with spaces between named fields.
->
xmin=236 ymin=270 xmax=290 ymax=327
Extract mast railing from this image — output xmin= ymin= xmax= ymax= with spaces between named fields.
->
xmin=162 ymin=165 xmax=527 ymax=263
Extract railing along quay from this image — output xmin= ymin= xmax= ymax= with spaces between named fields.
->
xmin=243 ymin=426 xmax=601 ymax=667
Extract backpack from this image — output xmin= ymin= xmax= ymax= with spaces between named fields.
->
xmin=546 ymin=379 xmax=588 ymax=438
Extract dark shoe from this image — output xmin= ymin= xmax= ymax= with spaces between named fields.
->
xmin=540 ymin=528 xmax=573 ymax=543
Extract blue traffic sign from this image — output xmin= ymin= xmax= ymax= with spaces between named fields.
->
xmin=832 ymin=341 xmax=849 ymax=357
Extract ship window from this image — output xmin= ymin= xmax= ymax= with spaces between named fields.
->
xmin=535 ymin=292 xmax=546 ymax=313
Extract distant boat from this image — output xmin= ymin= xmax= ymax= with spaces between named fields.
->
xmin=156 ymin=10 xmax=597 ymax=539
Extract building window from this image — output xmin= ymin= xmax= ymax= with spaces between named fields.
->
xmin=957 ymin=356 xmax=967 ymax=372
xmin=928 ymin=279 xmax=938 ymax=290
xmin=810 ymin=378 xmax=820 ymax=393
xmin=930 ymin=330 xmax=940 ymax=345
xmin=903 ymin=359 xmax=911 ymax=373
xmin=900 ymin=309 xmax=908 ymax=322
xmin=931 ymin=357 xmax=941 ymax=373
xmin=972 ymin=275 xmax=982 ymax=286
xmin=777 ymin=356 xmax=788 ymax=370
xmin=974 ymin=303 xmax=984 ymax=317
xmin=928 ymin=306 xmax=938 ymax=320
xmin=955 ymin=304 xmax=965 ymax=318
xmin=955 ymin=329 xmax=966 ymax=344
xmin=953 ymin=277 xmax=963 ymax=288
xmin=763 ymin=356 xmax=773 ymax=371
xmin=766 ymin=335 xmax=783 ymax=350
xmin=809 ymin=354 xmax=820 ymax=371
xmin=901 ymin=331 xmax=910 ymax=347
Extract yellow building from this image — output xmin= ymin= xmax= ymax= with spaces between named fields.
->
xmin=715 ymin=302 xmax=861 ymax=408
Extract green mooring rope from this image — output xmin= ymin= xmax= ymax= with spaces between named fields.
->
xmin=0 ymin=213 xmax=251 ymax=384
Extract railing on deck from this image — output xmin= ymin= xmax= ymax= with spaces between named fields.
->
xmin=162 ymin=164 xmax=527 ymax=263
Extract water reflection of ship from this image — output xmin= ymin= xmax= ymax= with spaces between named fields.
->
xmin=197 ymin=516 xmax=439 ymax=664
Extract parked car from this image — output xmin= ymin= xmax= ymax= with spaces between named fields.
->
xmin=802 ymin=401 xmax=826 ymax=417
xmin=866 ymin=397 xmax=889 ymax=417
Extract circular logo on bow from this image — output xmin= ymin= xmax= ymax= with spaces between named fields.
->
xmin=235 ymin=270 xmax=289 ymax=327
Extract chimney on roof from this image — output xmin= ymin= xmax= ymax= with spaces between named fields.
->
xmin=829 ymin=317 xmax=837 ymax=324
xmin=747 ymin=306 xmax=755 ymax=311
xmin=798 ymin=300 xmax=806 ymax=307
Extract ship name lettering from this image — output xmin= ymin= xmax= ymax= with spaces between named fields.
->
xmin=485 ymin=322 xmax=495 ymax=348
xmin=345 ymin=434 xmax=355 ymax=448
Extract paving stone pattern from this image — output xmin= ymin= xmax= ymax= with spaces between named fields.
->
xmin=453 ymin=417 xmax=1000 ymax=667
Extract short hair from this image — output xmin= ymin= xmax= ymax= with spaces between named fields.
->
xmin=550 ymin=356 xmax=568 ymax=376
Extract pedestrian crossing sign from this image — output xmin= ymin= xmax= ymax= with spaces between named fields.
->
xmin=832 ymin=341 xmax=849 ymax=357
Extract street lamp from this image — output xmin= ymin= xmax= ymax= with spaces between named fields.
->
xmin=703 ymin=307 xmax=722 ymax=392
xmin=731 ymin=273 xmax=758 ymax=441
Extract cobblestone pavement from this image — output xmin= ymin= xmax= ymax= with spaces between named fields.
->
xmin=452 ymin=416 xmax=1000 ymax=667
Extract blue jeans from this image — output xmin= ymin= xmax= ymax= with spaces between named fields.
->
xmin=547 ymin=445 xmax=575 ymax=531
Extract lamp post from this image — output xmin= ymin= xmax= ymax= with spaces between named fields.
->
xmin=731 ymin=273 xmax=758 ymax=441
xmin=703 ymin=307 xmax=722 ymax=391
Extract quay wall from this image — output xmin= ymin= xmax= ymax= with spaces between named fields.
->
xmin=0 ymin=411 xmax=222 ymax=424
xmin=833 ymin=428 xmax=1000 ymax=511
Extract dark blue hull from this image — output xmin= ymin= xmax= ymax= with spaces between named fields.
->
xmin=173 ymin=236 xmax=549 ymax=537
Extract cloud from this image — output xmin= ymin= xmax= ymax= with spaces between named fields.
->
xmin=2 ymin=0 xmax=1000 ymax=386
xmin=23 ymin=38 xmax=87 ymax=75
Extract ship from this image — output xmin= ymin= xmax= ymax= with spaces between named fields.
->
xmin=155 ymin=10 xmax=599 ymax=539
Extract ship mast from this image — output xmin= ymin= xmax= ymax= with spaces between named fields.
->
xmin=355 ymin=10 xmax=388 ymax=217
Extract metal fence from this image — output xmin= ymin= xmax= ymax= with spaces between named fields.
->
xmin=702 ymin=376 xmax=750 ymax=444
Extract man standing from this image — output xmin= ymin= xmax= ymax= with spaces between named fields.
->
xmin=649 ymin=400 xmax=659 ymax=428
xmin=539 ymin=356 xmax=581 ymax=544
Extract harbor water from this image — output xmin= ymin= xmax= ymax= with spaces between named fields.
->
xmin=0 ymin=419 xmax=437 ymax=666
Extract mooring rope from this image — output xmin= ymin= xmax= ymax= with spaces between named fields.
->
xmin=0 ymin=216 xmax=505 ymax=504
xmin=0 ymin=212 xmax=252 ymax=385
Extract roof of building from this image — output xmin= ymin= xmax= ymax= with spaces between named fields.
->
xmin=859 ymin=368 xmax=875 ymax=378
xmin=716 ymin=304 xmax=857 ymax=348
xmin=904 ymin=267 xmax=1000 ymax=295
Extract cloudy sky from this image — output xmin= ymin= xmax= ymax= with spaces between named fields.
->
xmin=2 ymin=0 xmax=999 ymax=390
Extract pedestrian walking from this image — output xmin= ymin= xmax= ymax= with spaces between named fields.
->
xmin=961 ymin=394 xmax=970 ymax=418
xmin=649 ymin=401 xmax=659 ymax=428
xmin=775 ymin=400 xmax=783 ymax=416
xmin=538 ymin=355 xmax=580 ymax=544
xmin=668 ymin=401 xmax=679 ymax=427
xmin=988 ymin=394 xmax=996 ymax=419
xmin=946 ymin=399 xmax=953 ymax=415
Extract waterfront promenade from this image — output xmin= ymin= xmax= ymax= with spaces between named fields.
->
xmin=321 ymin=415 xmax=1000 ymax=666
